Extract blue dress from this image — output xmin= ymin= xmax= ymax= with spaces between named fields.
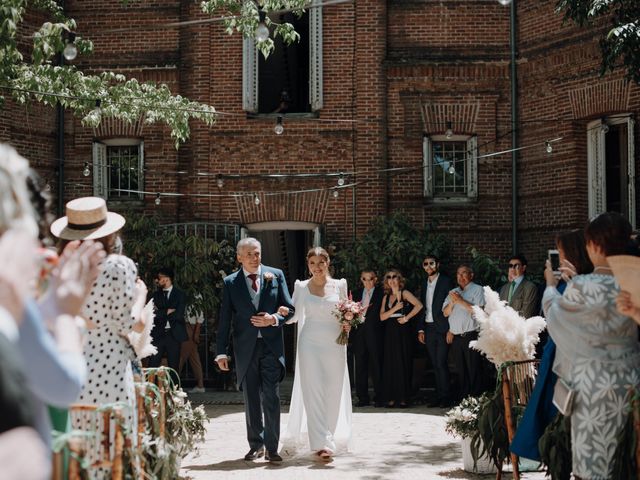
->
xmin=510 ymin=282 xmax=565 ymax=461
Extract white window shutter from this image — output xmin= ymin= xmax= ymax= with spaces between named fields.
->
xmin=92 ymin=141 xmax=108 ymax=199
xmin=423 ymin=135 xmax=433 ymax=197
xmin=242 ymin=38 xmax=258 ymax=112
xmin=626 ymin=117 xmax=636 ymax=228
xmin=467 ymin=136 xmax=478 ymax=199
xmin=587 ymin=120 xmax=606 ymax=218
xmin=138 ymin=141 xmax=145 ymax=200
xmin=309 ymin=0 xmax=323 ymax=111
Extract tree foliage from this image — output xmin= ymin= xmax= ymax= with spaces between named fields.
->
xmin=556 ymin=0 xmax=640 ymax=84
xmin=331 ymin=212 xmax=451 ymax=292
xmin=1 ymin=0 xmax=308 ymax=146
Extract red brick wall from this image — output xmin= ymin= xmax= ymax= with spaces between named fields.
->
xmin=4 ymin=0 xmax=638 ymax=275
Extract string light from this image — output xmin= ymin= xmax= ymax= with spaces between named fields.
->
xmin=332 ymin=189 xmax=339 ymax=199
xmin=216 ymin=175 xmax=224 ymax=188
xmin=448 ymin=164 xmax=456 ymax=175
xmin=82 ymin=162 xmax=91 ymax=177
xmin=337 ymin=173 xmax=345 ymax=186
xmin=62 ymin=32 xmax=78 ymax=61
xmin=255 ymin=11 xmax=270 ymax=42
xmin=545 ymin=141 xmax=553 ymax=154
xmin=497 ymin=0 xmax=512 ymax=5
xmin=254 ymin=194 xmax=261 ymax=206
xmin=274 ymin=115 xmax=284 ymax=135
xmin=155 ymin=193 xmax=161 ymax=205
xmin=445 ymin=121 xmax=453 ymax=139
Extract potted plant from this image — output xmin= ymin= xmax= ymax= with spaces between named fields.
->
xmin=445 ymin=394 xmax=497 ymax=474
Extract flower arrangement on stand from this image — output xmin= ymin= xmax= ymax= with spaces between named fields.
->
xmin=466 ymin=286 xmax=547 ymax=471
xmin=445 ymin=394 xmax=496 ymax=473
xmin=332 ymin=295 xmax=367 ymax=345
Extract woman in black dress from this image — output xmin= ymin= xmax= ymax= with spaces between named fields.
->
xmin=379 ymin=269 xmax=422 ymax=407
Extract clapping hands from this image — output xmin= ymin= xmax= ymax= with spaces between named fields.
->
xmin=0 ymin=229 xmax=39 ymax=321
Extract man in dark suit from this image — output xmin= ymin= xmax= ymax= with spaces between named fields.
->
xmin=352 ymin=269 xmax=385 ymax=407
xmin=499 ymin=254 xmax=539 ymax=319
xmin=216 ymin=238 xmax=294 ymax=463
xmin=149 ymin=267 xmax=188 ymax=381
xmin=417 ymin=255 xmax=454 ymax=407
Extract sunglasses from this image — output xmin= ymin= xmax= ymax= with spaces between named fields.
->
xmin=423 ymin=261 xmax=437 ymax=266
xmin=385 ymin=274 xmax=399 ymax=280
xmin=508 ymin=264 xmax=522 ymax=269
xmin=361 ymin=277 xmax=375 ymax=282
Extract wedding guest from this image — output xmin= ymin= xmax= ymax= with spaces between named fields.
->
xmin=498 ymin=254 xmax=538 ymax=319
xmin=544 ymin=212 xmax=640 ymax=479
xmin=511 ymin=229 xmax=592 ymax=462
xmin=179 ymin=298 xmax=206 ymax=393
xmin=352 ymin=269 xmax=385 ymax=407
xmin=380 ymin=269 xmax=423 ymax=408
xmin=442 ymin=265 xmax=485 ymax=402
xmin=417 ymin=255 xmax=454 ymax=408
xmin=52 ymin=197 xmax=148 ymax=477
xmin=149 ymin=267 xmax=188 ymax=384
xmin=283 ymin=247 xmax=351 ymax=460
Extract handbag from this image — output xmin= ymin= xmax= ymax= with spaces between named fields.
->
xmin=552 ymin=378 xmax=575 ymax=416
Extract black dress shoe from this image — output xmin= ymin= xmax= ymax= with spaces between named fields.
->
xmin=244 ymin=447 xmax=264 ymax=461
xmin=265 ymin=450 xmax=283 ymax=462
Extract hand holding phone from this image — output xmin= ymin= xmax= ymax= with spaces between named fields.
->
xmin=548 ymin=249 xmax=560 ymax=273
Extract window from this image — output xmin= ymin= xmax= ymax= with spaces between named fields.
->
xmin=243 ymin=0 xmax=322 ymax=113
xmin=587 ymin=116 xmax=636 ymax=227
xmin=92 ymin=139 xmax=144 ymax=201
xmin=423 ymin=135 xmax=478 ymax=201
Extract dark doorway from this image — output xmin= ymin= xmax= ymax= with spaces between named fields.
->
xmin=249 ymin=229 xmax=315 ymax=372
xmin=604 ymin=122 xmax=629 ymax=217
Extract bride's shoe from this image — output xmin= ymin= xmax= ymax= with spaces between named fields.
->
xmin=315 ymin=449 xmax=333 ymax=461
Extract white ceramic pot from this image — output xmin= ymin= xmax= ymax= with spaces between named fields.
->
xmin=460 ymin=436 xmax=497 ymax=474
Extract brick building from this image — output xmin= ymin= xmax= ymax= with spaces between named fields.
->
xmin=2 ymin=0 xmax=638 ymax=274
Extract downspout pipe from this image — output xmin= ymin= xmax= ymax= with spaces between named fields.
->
xmin=510 ymin=0 xmax=518 ymax=255
xmin=56 ymin=0 xmax=66 ymax=216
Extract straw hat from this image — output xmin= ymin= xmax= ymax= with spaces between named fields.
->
xmin=50 ymin=197 xmax=125 ymax=240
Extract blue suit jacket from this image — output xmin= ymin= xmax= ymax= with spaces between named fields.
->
xmin=216 ymin=266 xmax=294 ymax=388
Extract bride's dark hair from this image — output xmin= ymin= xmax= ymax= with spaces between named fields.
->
xmin=306 ymin=246 xmax=330 ymax=262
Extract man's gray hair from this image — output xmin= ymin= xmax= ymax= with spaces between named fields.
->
xmin=237 ymin=237 xmax=261 ymax=254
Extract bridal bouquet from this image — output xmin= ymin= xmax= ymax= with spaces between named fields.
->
xmin=332 ymin=295 xmax=367 ymax=345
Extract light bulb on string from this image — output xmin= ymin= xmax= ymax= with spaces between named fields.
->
xmin=445 ymin=121 xmax=453 ymax=139
xmin=448 ymin=165 xmax=456 ymax=175
xmin=63 ymin=32 xmax=78 ymax=61
xmin=337 ymin=173 xmax=345 ymax=186
xmin=600 ymin=122 xmax=609 ymax=134
xmin=255 ymin=11 xmax=269 ymax=42
xmin=254 ymin=194 xmax=261 ymax=206
xmin=216 ymin=175 xmax=224 ymax=188
xmin=545 ymin=141 xmax=553 ymax=154
xmin=83 ymin=162 xmax=91 ymax=177
xmin=155 ymin=193 xmax=161 ymax=206
xmin=497 ymin=0 xmax=512 ymax=5
xmin=274 ymin=115 xmax=284 ymax=135
xmin=45 ymin=182 xmax=51 ymax=192
xmin=332 ymin=189 xmax=339 ymax=199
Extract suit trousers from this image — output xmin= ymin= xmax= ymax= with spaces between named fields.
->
xmin=424 ymin=324 xmax=451 ymax=402
xmin=450 ymin=331 xmax=481 ymax=401
xmin=148 ymin=333 xmax=182 ymax=385
xmin=179 ymin=324 xmax=204 ymax=387
xmin=242 ymin=339 xmax=281 ymax=452
xmin=353 ymin=328 xmax=383 ymax=403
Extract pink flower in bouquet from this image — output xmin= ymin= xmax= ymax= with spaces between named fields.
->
xmin=344 ymin=311 xmax=354 ymax=321
xmin=332 ymin=293 xmax=367 ymax=345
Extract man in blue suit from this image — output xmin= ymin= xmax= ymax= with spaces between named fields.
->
xmin=215 ymin=238 xmax=294 ymax=462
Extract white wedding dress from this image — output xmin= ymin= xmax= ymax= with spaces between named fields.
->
xmin=281 ymin=278 xmax=353 ymax=454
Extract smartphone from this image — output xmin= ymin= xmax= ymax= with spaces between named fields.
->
xmin=548 ymin=249 xmax=560 ymax=272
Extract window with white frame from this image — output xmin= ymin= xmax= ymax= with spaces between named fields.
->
xmin=423 ymin=134 xmax=478 ymax=201
xmin=587 ymin=115 xmax=636 ymax=228
xmin=92 ymin=139 xmax=144 ymax=201
xmin=243 ymin=1 xmax=322 ymax=113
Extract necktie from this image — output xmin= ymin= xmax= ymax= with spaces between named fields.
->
xmin=507 ymin=281 xmax=516 ymax=303
xmin=248 ymin=273 xmax=258 ymax=292
xmin=164 ymin=290 xmax=169 ymax=300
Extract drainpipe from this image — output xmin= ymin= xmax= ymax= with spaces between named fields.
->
xmin=56 ymin=0 xmax=66 ymax=216
xmin=510 ymin=0 xmax=518 ymax=255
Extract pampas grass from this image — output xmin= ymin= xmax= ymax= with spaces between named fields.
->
xmin=127 ymin=299 xmax=157 ymax=359
xmin=469 ymin=286 xmax=546 ymax=367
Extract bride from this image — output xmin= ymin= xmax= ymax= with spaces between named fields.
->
xmin=282 ymin=247 xmax=353 ymax=460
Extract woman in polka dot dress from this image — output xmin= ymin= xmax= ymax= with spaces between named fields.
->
xmin=51 ymin=197 xmax=148 ymax=477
